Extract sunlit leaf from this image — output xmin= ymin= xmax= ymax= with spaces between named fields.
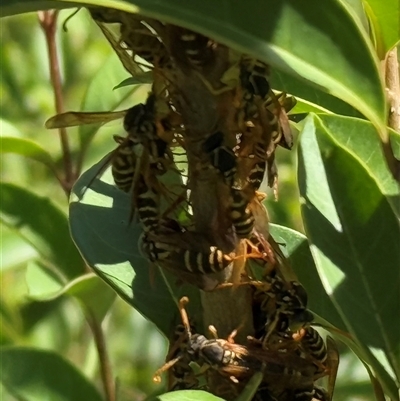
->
xmin=363 ymin=0 xmax=400 ymax=57
xmin=1 ymin=0 xmax=386 ymax=134
xmin=0 ymin=347 xmax=103 ymax=401
xmin=69 ymin=159 xmax=200 ymax=336
xmin=0 ymin=183 xmax=85 ymax=279
xmin=314 ymin=314 xmax=398 ymax=401
xmin=0 ymin=137 xmax=57 ymax=172
xmin=298 ymin=113 xmax=400 ymax=393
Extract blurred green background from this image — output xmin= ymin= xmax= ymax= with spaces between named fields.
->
xmin=0 ymin=9 xmax=374 ymax=401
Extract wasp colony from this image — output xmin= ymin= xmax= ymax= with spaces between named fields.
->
xmin=47 ymin=7 xmax=339 ymax=401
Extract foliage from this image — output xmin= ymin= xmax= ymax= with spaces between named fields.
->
xmin=1 ymin=1 xmax=399 ymax=401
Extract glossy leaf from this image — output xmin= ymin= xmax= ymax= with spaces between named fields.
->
xmin=2 ymin=0 xmax=386 ymax=133
xmin=1 ymin=229 xmax=38 ymax=272
xmin=0 ymin=137 xmax=57 ymax=172
xmin=69 ymin=158 xmax=200 ymax=336
xmin=269 ymin=224 xmax=346 ymax=330
xmin=363 ymin=0 xmax=400 ymax=57
xmin=0 ymin=347 xmax=103 ymax=401
xmin=0 ymin=183 xmax=85 ymax=279
xmin=78 ymin=52 xmax=150 ymax=152
xmin=298 ymin=113 xmax=400 ymax=389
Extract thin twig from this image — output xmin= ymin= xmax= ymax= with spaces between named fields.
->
xmin=385 ymin=47 xmax=400 ymax=132
xmin=38 ymin=10 xmax=75 ymax=195
xmin=87 ymin=314 xmax=116 ymax=401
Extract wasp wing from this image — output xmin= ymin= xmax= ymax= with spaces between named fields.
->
xmin=45 ymin=110 xmax=128 ymax=129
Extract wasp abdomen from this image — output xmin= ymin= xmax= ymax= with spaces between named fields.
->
xmin=181 ymin=247 xmax=231 ymax=275
xmin=230 ymin=188 xmax=254 ymax=238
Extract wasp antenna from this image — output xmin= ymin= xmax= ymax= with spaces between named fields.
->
xmin=153 ymin=355 xmax=183 ymax=383
xmin=178 ymin=297 xmax=192 ymax=338
xmin=208 ymin=325 xmax=219 ymax=339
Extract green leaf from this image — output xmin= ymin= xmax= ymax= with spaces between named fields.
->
xmin=270 ymin=224 xmax=346 ymax=330
xmin=363 ymin=0 xmax=400 ymax=57
xmin=2 ymin=1 xmax=386 ymax=133
xmin=26 ymin=261 xmax=64 ymax=299
xmin=0 ymin=228 xmax=38 ymax=272
xmin=0 ymin=1 xmax=80 ymax=17
xmin=314 ymin=314 xmax=398 ymax=401
xmin=61 ymin=273 xmax=116 ymax=322
xmin=148 ymin=390 xmax=225 ymax=401
xmin=234 ymin=372 xmax=263 ymax=401
xmin=0 ymin=137 xmax=57 ymax=173
xmin=113 ymin=71 xmax=154 ymax=90
xmin=316 ymin=114 xmax=400 ymax=216
xmin=25 ymin=265 xmax=114 ymax=322
xmin=271 ymin=70 xmax=363 ymax=118
xmin=78 ymin=52 xmax=150 ymax=152
xmin=69 ymin=159 xmax=200 ymax=336
xmin=298 ymin=114 xmax=400 ymax=389
xmin=0 ymin=347 xmax=103 ymax=401
xmin=0 ymin=183 xmax=85 ymax=280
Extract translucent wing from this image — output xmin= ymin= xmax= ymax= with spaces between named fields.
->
xmin=45 ymin=110 xmax=128 ymax=129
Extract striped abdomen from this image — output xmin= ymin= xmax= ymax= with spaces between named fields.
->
xmin=229 ymin=188 xmax=254 ymax=238
xmin=136 ymin=176 xmax=160 ymax=232
xmin=111 ymin=140 xmax=137 ymax=192
xmin=180 ymin=247 xmax=231 ymax=274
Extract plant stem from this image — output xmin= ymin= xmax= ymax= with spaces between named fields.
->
xmin=87 ymin=314 xmax=116 ymax=401
xmin=38 ymin=10 xmax=75 ymax=195
xmin=385 ymin=47 xmax=400 ymax=132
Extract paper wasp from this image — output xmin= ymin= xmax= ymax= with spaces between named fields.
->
xmin=154 ymin=297 xmax=319 ymax=389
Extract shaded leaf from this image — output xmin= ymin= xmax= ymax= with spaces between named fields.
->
xmin=69 ymin=159 xmax=200 ymax=336
xmin=298 ymin=113 xmax=400 ymax=391
xmin=271 ymin=70 xmax=363 ymax=118
xmin=60 ymin=273 xmax=116 ymax=322
xmin=234 ymin=372 xmax=263 ymax=401
xmin=0 ymin=183 xmax=85 ymax=279
xmin=78 ymin=52 xmax=150 ymax=152
xmin=314 ymin=314 xmax=398 ymax=401
xmin=0 ymin=1 xmax=80 ymax=17
xmin=270 ymin=224 xmax=346 ymax=330
xmin=0 ymin=137 xmax=57 ymax=172
xmin=2 ymin=0 xmax=386 ymax=134
xmin=0 ymin=347 xmax=103 ymax=401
